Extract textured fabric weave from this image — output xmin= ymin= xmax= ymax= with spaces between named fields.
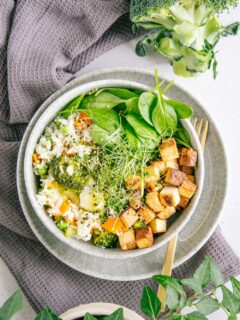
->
xmin=0 ymin=0 xmax=240 ymax=316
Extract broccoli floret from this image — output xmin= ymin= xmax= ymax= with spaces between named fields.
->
xmin=133 ymin=220 xmax=147 ymax=229
xmin=130 ymin=0 xmax=239 ymax=78
xmin=49 ymin=155 xmax=88 ymax=191
xmin=92 ymin=229 xmax=118 ymax=248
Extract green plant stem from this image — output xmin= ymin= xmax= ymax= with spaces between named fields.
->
xmin=212 ymin=292 xmax=230 ymax=317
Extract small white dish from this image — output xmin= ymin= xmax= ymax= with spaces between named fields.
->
xmin=24 ymin=79 xmax=204 ymax=260
xmin=60 ymin=303 xmax=144 ymax=320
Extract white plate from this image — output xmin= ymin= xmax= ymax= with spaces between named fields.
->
xmin=17 ymin=68 xmax=227 ymax=281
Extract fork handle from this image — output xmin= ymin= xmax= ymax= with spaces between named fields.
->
xmin=157 ymin=234 xmax=178 ymax=311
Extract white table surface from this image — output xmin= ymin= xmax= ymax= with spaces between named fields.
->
xmin=1 ymin=5 xmax=240 ymax=320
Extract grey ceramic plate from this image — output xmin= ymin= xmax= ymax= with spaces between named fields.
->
xmin=17 ymin=68 xmax=227 ymax=281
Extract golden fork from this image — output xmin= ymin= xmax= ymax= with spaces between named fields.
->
xmin=157 ymin=117 xmax=209 ymax=312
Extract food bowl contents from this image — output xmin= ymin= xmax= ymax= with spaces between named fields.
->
xmin=32 ymin=77 xmax=198 ymax=251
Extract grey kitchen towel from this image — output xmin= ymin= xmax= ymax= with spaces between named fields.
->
xmin=0 ymin=0 xmax=240 ymax=316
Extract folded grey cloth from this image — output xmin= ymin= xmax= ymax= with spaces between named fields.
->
xmin=0 ymin=0 xmax=240 ymax=316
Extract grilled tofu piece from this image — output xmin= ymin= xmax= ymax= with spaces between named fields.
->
xmin=151 ymin=160 xmax=166 ymax=174
xmin=177 ymin=195 xmax=189 ymax=210
xmin=144 ymin=165 xmax=160 ymax=183
xmin=146 ymin=192 xmax=165 ymax=213
xmin=119 ymin=230 xmax=136 ymax=251
xmin=120 ymin=208 xmax=139 ymax=228
xmin=145 ymin=181 xmax=163 ymax=193
xmin=186 ymin=175 xmax=195 ymax=183
xmin=179 ymin=178 xmax=197 ymax=199
xmin=158 ymin=206 xmax=176 ymax=220
xmin=180 ymin=166 xmax=194 ymax=175
xmin=164 ymin=168 xmax=186 ymax=187
xmin=150 ymin=218 xmax=167 ymax=234
xmin=138 ymin=206 xmax=156 ymax=224
xmin=165 ymin=159 xmax=179 ymax=170
xmin=179 ymin=148 xmax=197 ymax=167
xmin=125 ymin=176 xmax=142 ymax=191
xmin=136 ymin=226 xmax=153 ymax=249
xmin=159 ymin=187 xmax=180 ymax=207
xmin=159 ymin=138 xmax=179 ymax=162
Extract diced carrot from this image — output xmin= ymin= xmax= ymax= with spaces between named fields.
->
xmin=32 ymin=153 xmax=40 ymax=164
xmin=79 ymin=112 xmax=92 ymax=125
xmin=65 ymin=215 xmax=77 ymax=225
xmin=59 ymin=201 xmax=70 ymax=214
xmin=102 ymin=217 xmax=128 ymax=234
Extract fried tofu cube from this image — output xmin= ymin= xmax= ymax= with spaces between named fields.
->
xmin=159 ymin=138 xmax=179 ymax=162
xmin=136 ymin=226 xmax=153 ymax=249
xmin=179 ymin=148 xmax=197 ymax=167
xmin=150 ymin=218 xmax=167 ymax=233
xmin=179 ymin=178 xmax=197 ymax=199
xmin=138 ymin=206 xmax=156 ymax=224
xmin=120 ymin=208 xmax=139 ymax=228
xmin=119 ymin=230 xmax=136 ymax=251
xmin=177 ymin=195 xmax=189 ymax=210
xmin=186 ymin=175 xmax=195 ymax=183
xmin=165 ymin=159 xmax=179 ymax=170
xmin=125 ymin=176 xmax=142 ymax=191
xmin=180 ymin=166 xmax=194 ymax=175
xmin=151 ymin=160 xmax=166 ymax=174
xmin=146 ymin=192 xmax=165 ymax=213
xmin=164 ymin=168 xmax=186 ymax=187
xmin=144 ymin=165 xmax=160 ymax=183
xmin=159 ymin=187 xmax=180 ymax=207
xmin=158 ymin=206 xmax=176 ymax=220
xmin=145 ymin=181 xmax=163 ymax=193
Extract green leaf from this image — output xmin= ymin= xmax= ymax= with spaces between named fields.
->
xmin=221 ymin=285 xmax=240 ymax=315
xmin=166 ymin=284 xmax=179 ymax=311
xmin=140 ymin=286 xmax=161 ymax=320
xmin=195 ymin=296 xmax=219 ymax=315
xmin=223 ymin=22 xmax=240 ymax=36
xmin=181 ymin=278 xmax=203 ymax=294
xmin=209 ymin=257 xmax=224 ymax=286
xmin=81 ymin=92 xmax=124 ymax=109
xmin=104 ymin=308 xmax=124 ymax=320
xmin=125 ymin=114 xmax=159 ymax=142
xmin=35 ymin=308 xmax=62 ymax=320
xmin=125 ymin=97 xmax=140 ymax=114
xmin=59 ymin=94 xmax=84 ymax=118
xmin=136 ymin=41 xmax=147 ymax=56
xmin=164 ymin=103 xmax=178 ymax=131
xmin=185 ymin=311 xmax=207 ymax=320
xmin=138 ymin=92 xmax=156 ymax=125
xmin=230 ymin=276 xmax=240 ymax=299
xmin=174 ymin=123 xmax=191 ymax=148
xmin=172 ymin=316 xmax=186 ymax=320
xmin=0 ymin=291 xmax=22 ymax=320
xmin=83 ymin=108 xmax=120 ymax=133
xmin=84 ymin=313 xmax=98 ymax=320
xmin=91 ymin=125 xmax=121 ymax=146
xmin=166 ymin=100 xmax=193 ymax=119
xmin=152 ymin=96 xmax=167 ymax=134
xmin=96 ymin=88 xmax=137 ymax=100
xmin=193 ymin=257 xmax=210 ymax=288
xmin=228 ymin=315 xmax=237 ymax=320
xmin=123 ymin=120 xmax=141 ymax=149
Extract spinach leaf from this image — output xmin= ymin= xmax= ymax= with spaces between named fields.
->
xmin=84 ymin=313 xmax=98 ymax=320
xmin=165 ymin=103 xmax=178 ymax=130
xmin=59 ymin=94 xmax=84 ymax=118
xmin=125 ymin=114 xmax=159 ymax=142
xmin=35 ymin=308 xmax=62 ymax=320
xmin=123 ymin=120 xmax=141 ymax=149
xmin=152 ymin=96 xmax=167 ymax=134
xmin=166 ymin=99 xmax=193 ymax=119
xmin=96 ymin=88 xmax=137 ymax=99
xmin=0 ymin=291 xmax=22 ymax=320
xmin=81 ymin=92 xmax=124 ymax=109
xmin=125 ymin=97 xmax=140 ymax=114
xmin=104 ymin=308 xmax=124 ymax=320
xmin=138 ymin=92 xmax=156 ymax=125
xmin=141 ymin=286 xmax=161 ymax=320
xmin=174 ymin=123 xmax=191 ymax=148
xmin=83 ymin=108 xmax=120 ymax=133
xmin=91 ymin=124 xmax=121 ymax=146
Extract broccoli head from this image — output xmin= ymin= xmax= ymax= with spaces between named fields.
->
xmin=130 ymin=0 xmax=239 ymax=77
xmin=50 ymin=155 xmax=88 ymax=192
xmin=92 ymin=229 xmax=118 ymax=248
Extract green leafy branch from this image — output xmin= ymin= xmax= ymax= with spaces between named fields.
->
xmin=140 ymin=256 xmax=240 ymax=320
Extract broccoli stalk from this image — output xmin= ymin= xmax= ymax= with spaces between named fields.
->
xmin=92 ymin=229 xmax=118 ymax=248
xmin=130 ymin=0 xmax=239 ymax=77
